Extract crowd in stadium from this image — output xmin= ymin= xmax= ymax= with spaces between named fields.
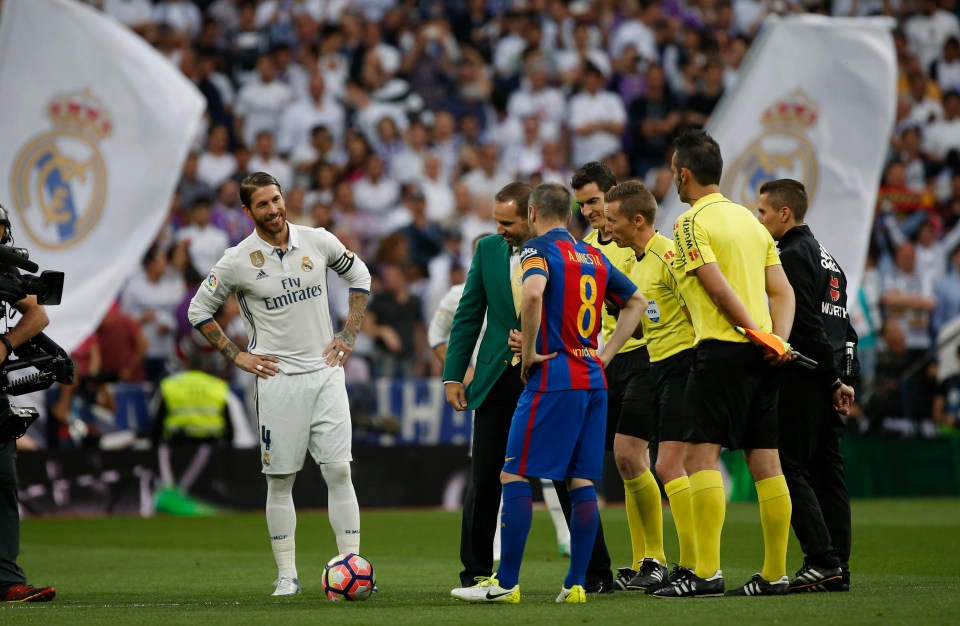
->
xmin=42 ymin=0 xmax=960 ymax=449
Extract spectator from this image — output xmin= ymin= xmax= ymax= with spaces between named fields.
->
xmin=461 ymin=143 xmax=512 ymax=203
xmin=234 ymin=53 xmax=294 ymax=148
xmin=177 ymin=152 xmax=215 ymax=216
xmin=628 ymin=62 xmax=682 ymax=176
xmin=881 ymin=241 xmax=936 ymax=353
xmin=506 ymin=52 xmax=566 ymax=139
xmin=175 ymin=196 xmax=231 ymax=278
xmin=121 ymin=243 xmax=185 ymax=385
xmin=394 ymin=185 xmax=444 ymax=278
xmin=197 ymin=124 xmax=238 ymax=191
xmin=353 ymin=154 xmax=400 ymax=216
xmin=277 ymin=72 xmax=346 ymax=156
xmin=363 ymin=263 xmax=426 ymax=379
xmin=567 ymin=63 xmax=627 ymax=167
xmin=248 ymin=130 xmax=293 ymax=190
xmin=96 ymin=301 xmax=148 ymax=383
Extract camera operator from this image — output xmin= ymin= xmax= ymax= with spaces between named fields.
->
xmin=0 ymin=204 xmax=56 ymax=603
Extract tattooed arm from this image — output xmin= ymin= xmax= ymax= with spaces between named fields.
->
xmin=196 ymin=317 xmax=279 ymax=379
xmin=323 ymin=290 xmax=369 ymax=366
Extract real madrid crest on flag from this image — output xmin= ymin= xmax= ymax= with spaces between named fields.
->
xmin=722 ymin=89 xmax=820 ymax=212
xmin=250 ymin=250 xmax=265 ymax=268
xmin=11 ymin=91 xmax=110 ymax=250
xmin=301 ymin=256 xmax=314 ymax=271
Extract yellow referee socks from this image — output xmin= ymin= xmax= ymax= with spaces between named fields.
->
xmin=689 ymin=470 xmax=725 ymax=578
xmin=624 ymin=470 xmax=665 ymax=567
xmin=664 ymin=476 xmax=696 ymax=571
xmin=756 ymin=475 xmax=792 ymax=582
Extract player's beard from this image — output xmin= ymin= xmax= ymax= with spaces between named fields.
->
xmin=255 ymin=210 xmax=287 ymax=238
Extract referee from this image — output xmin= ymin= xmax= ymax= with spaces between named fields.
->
xmin=573 ymin=162 xmax=664 ymax=591
xmin=653 ymin=129 xmax=796 ymax=598
xmin=756 ymin=179 xmax=856 ymax=593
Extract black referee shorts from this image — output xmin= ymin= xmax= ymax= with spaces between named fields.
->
xmin=606 ymin=346 xmax=655 ymax=447
xmin=683 ymin=340 xmax=779 ymax=450
xmin=651 ymin=348 xmax=694 ymax=443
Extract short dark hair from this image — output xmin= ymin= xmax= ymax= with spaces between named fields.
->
xmin=240 ymin=172 xmax=282 ymax=208
xmin=495 ymin=181 xmax=534 ymax=218
xmin=530 ymin=182 xmax=571 ymax=222
xmin=571 ymin=161 xmax=617 ymax=193
xmin=758 ymin=178 xmax=808 ymax=222
xmin=605 ymin=180 xmax=658 ymax=224
xmin=673 ymin=129 xmax=723 ymax=186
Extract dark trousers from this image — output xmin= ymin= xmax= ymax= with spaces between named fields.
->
xmin=778 ymin=378 xmax=852 ymax=572
xmin=458 ymin=364 xmax=612 ymax=587
xmin=0 ymin=440 xmax=26 ymax=592
xmin=459 ymin=364 xmax=523 ymax=586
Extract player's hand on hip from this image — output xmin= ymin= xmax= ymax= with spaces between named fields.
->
xmin=520 ymin=352 xmax=557 ymax=384
xmin=237 ymin=352 xmax=280 ymax=378
xmin=323 ymin=334 xmax=353 ymax=367
xmin=507 ymin=329 xmax=523 ymax=355
xmin=445 ymin=382 xmax=467 ymax=411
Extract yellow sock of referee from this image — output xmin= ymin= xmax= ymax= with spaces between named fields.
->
xmin=665 ymin=476 xmax=696 ymax=571
xmin=756 ymin=475 xmax=791 ymax=581
xmin=624 ymin=470 xmax=665 ymax=567
xmin=689 ymin=470 xmax=725 ymax=578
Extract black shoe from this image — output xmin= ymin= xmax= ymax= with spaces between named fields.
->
xmin=626 ymin=558 xmax=668 ymax=590
xmin=651 ymin=569 xmax=724 ymax=598
xmin=613 ymin=567 xmax=636 ymax=591
xmin=726 ymin=573 xmax=789 ymax=596
xmin=584 ymin=577 xmax=616 ymax=594
xmin=645 ymin=564 xmax=695 ymax=595
xmin=833 ymin=570 xmax=850 ymax=592
xmin=789 ymin=563 xmax=843 ymax=593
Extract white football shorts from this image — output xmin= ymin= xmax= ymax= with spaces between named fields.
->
xmin=255 ymin=366 xmax=352 ymax=474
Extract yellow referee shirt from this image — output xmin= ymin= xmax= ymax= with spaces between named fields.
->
xmin=673 ymin=193 xmax=780 ymax=346
xmin=635 ymin=233 xmax=696 ymax=362
xmin=584 ymin=229 xmax=646 ymax=352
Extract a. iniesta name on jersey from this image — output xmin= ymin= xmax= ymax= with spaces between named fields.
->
xmin=265 ymin=277 xmax=323 ymax=310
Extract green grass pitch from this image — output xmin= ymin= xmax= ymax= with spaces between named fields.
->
xmin=3 ymin=498 xmax=958 ymax=624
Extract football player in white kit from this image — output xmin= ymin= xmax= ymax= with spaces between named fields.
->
xmin=188 ymin=172 xmax=371 ymax=596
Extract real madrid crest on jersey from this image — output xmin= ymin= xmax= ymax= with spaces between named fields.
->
xmin=10 ymin=90 xmax=110 ymax=250
xmin=722 ymin=89 xmax=820 ymax=211
xmin=301 ymin=256 xmax=314 ymax=271
xmin=250 ymin=250 xmax=265 ymax=267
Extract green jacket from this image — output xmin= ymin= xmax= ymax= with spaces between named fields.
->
xmin=442 ymin=234 xmax=518 ymax=410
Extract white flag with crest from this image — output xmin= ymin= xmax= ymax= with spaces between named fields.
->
xmin=0 ymin=0 xmax=204 ymax=354
xmin=656 ymin=15 xmax=896 ymax=301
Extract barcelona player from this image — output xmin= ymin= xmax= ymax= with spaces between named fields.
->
xmin=451 ymin=183 xmax=647 ymax=604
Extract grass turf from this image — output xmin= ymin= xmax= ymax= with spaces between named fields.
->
xmin=2 ymin=498 xmax=958 ymax=624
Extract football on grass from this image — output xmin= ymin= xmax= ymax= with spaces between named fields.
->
xmin=321 ymin=552 xmax=376 ymax=601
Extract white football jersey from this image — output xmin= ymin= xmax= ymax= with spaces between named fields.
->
xmin=188 ymin=223 xmax=371 ymax=374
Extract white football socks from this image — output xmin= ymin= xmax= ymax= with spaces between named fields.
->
xmin=320 ymin=462 xmax=361 ymax=554
xmin=266 ymin=473 xmax=298 ymax=578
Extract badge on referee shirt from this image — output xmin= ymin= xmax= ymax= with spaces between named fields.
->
xmin=250 ymin=250 xmax=265 ymax=268
xmin=301 ymin=256 xmax=314 ymax=271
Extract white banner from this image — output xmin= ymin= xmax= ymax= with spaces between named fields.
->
xmin=0 ymin=0 xmax=204 ymax=353
xmin=656 ymin=15 xmax=897 ymax=302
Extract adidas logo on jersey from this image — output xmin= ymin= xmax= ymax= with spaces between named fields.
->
xmin=256 ymin=270 xmax=269 ymax=280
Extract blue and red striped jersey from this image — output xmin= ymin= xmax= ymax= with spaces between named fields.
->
xmin=519 ymin=228 xmax=637 ymax=391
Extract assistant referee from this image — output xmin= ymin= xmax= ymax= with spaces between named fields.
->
xmin=652 ymin=129 xmax=796 ymax=599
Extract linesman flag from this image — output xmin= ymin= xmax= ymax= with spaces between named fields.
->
xmin=657 ymin=15 xmax=897 ymax=303
xmin=0 ymin=0 xmax=204 ymax=353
